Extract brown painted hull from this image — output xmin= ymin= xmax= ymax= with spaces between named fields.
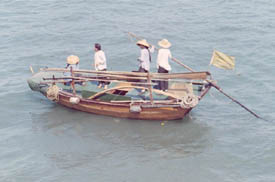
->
xmin=57 ymin=92 xmax=192 ymax=120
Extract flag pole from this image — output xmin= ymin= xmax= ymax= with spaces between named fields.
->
xmin=209 ymin=50 xmax=215 ymax=66
xmin=127 ymin=32 xmax=264 ymax=120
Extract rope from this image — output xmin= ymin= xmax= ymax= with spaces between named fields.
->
xmin=46 ymin=85 xmax=59 ymax=101
xmin=180 ymin=93 xmax=198 ymax=109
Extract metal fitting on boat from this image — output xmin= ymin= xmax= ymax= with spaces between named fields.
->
xmin=69 ymin=97 xmax=80 ymax=104
xmin=130 ymin=104 xmax=142 ymax=113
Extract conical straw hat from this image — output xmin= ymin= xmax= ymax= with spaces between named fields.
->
xmin=136 ymin=39 xmax=150 ymax=48
xmin=67 ymin=55 xmax=79 ymax=65
xmin=158 ymin=39 xmax=171 ymax=48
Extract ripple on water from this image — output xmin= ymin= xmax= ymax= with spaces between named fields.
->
xmin=1 ymin=0 xmax=275 ymax=181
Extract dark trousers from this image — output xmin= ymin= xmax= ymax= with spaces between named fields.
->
xmin=158 ymin=66 xmax=169 ymax=91
xmin=137 ymin=67 xmax=148 ymax=91
xmin=138 ymin=67 xmax=148 ymax=73
xmin=98 ymin=69 xmax=109 ymax=86
xmin=138 ymin=67 xmax=148 ymax=83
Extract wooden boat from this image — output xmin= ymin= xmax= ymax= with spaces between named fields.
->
xmin=27 ymin=68 xmax=212 ymax=120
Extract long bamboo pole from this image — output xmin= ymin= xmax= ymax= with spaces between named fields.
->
xmin=147 ymin=73 xmax=154 ymax=104
xmin=70 ymin=67 xmax=76 ymax=96
xmin=127 ymin=32 xmax=263 ymax=119
xmin=209 ymin=81 xmax=262 ymax=119
xmin=42 ymin=76 xmax=206 ymax=87
xmin=42 ymin=68 xmax=210 ymax=80
xmin=43 ymin=75 xmax=147 ymax=81
xmin=42 ymin=68 xmax=149 ymax=77
xmin=42 ymin=76 xmax=156 ymax=86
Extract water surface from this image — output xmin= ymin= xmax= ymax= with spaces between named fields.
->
xmin=0 ymin=0 xmax=275 ymax=181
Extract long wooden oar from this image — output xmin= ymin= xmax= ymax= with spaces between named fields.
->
xmin=209 ymin=81 xmax=262 ymax=119
xmin=127 ymin=32 xmax=264 ymax=119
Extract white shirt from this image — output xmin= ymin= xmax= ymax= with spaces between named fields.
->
xmin=138 ymin=47 xmax=154 ymax=71
xmin=157 ymin=48 xmax=172 ymax=71
xmin=94 ymin=50 xmax=107 ymax=71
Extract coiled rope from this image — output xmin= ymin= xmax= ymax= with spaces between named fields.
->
xmin=46 ymin=85 xmax=59 ymax=101
xmin=180 ymin=93 xmax=198 ymax=109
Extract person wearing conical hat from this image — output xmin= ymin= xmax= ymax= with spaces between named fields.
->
xmin=136 ymin=39 xmax=154 ymax=93
xmin=66 ymin=55 xmax=80 ymax=70
xmin=157 ymin=39 xmax=172 ymax=91
xmin=94 ymin=43 xmax=108 ymax=89
xmin=136 ymin=39 xmax=154 ymax=73
xmin=64 ymin=55 xmax=80 ymax=85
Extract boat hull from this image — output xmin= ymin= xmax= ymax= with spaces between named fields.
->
xmin=27 ymin=69 xmax=212 ymax=121
xmin=58 ymin=92 xmax=192 ymax=120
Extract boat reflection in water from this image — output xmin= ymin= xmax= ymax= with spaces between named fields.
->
xmin=30 ymin=105 xmax=210 ymax=166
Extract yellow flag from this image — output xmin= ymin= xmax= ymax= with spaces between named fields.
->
xmin=210 ymin=50 xmax=235 ymax=70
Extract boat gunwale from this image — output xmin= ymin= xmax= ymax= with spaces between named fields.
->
xmin=57 ymin=83 xmax=212 ymax=108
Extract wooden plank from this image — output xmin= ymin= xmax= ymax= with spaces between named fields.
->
xmin=87 ymin=85 xmax=182 ymax=100
xmin=110 ymin=100 xmax=177 ymax=103
xmin=141 ymin=104 xmax=181 ymax=108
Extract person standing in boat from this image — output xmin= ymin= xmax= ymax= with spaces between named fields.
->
xmin=66 ymin=55 xmax=80 ymax=70
xmin=136 ymin=39 xmax=154 ymax=93
xmin=94 ymin=43 xmax=108 ymax=89
xmin=156 ymin=39 xmax=172 ymax=91
xmin=136 ymin=39 xmax=154 ymax=73
xmin=64 ymin=55 xmax=80 ymax=85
